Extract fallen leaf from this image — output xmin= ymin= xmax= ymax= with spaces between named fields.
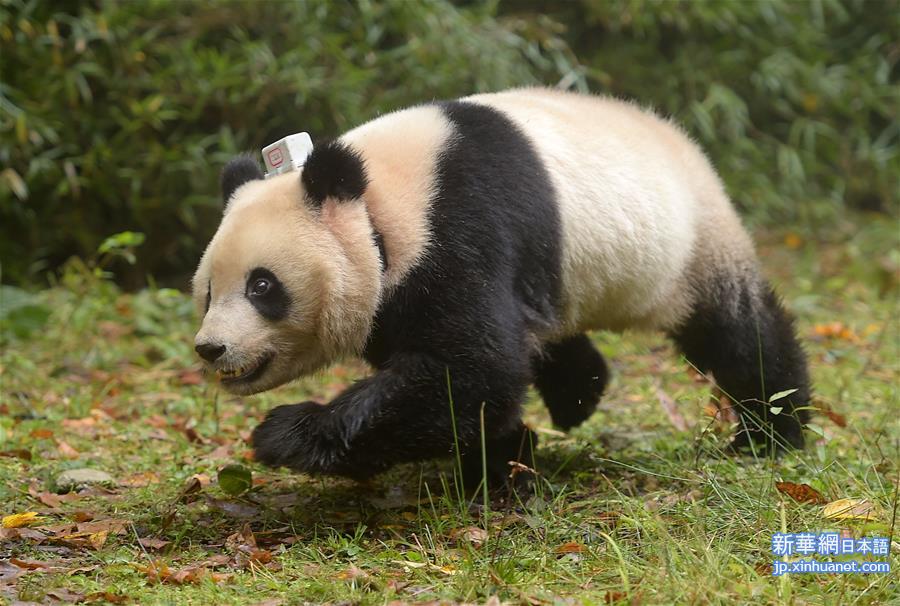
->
xmin=119 ymin=471 xmax=160 ymax=487
xmin=0 ymin=448 xmax=32 ymax=460
xmin=250 ymin=549 xmax=273 ymax=564
xmin=596 ymin=511 xmax=621 ymax=528
xmin=554 ymin=541 xmax=586 ymax=555
xmin=225 ymin=523 xmax=258 ymax=553
xmin=36 ymin=492 xmax=64 ymax=508
xmin=62 ymin=416 xmax=97 ymax=430
xmin=139 ymin=537 xmax=171 ymax=550
xmin=775 ymin=482 xmax=827 ymax=505
xmin=822 ymin=498 xmax=877 ymax=520
xmin=30 ymin=428 xmax=54 ymax=439
xmin=449 ymin=526 xmax=488 ymax=547
xmin=657 ymin=388 xmax=689 ymax=431
xmin=46 ymin=587 xmax=85 ymax=602
xmin=815 ymin=402 xmax=848 ymax=428
xmin=56 ymin=440 xmax=81 ymax=459
xmin=88 ymin=530 xmax=109 ymax=550
xmin=812 ymin=322 xmax=856 ymax=341
xmin=183 ymin=426 xmax=208 ymax=444
xmin=85 ymin=591 xmax=128 ymax=604
xmin=179 ymin=369 xmax=204 ymax=385
xmin=1 ymin=526 xmax=47 ymax=543
xmin=137 ymin=560 xmax=232 ymax=586
xmin=2 ymin=512 xmax=41 ymax=528
xmin=218 ymin=464 xmax=252 ymax=496
xmin=207 ymin=498 xmax=260 ymax=519
xmin=337 ymin=565 xmax=370 ymax=581
xmin=784 ymin=233 xmax=803 ymax=249
xmin=708 ymin=387 xmax=739 ymax=424
xmin=177 ymin=475 xmax=205 ymax=503
xmin=10 ymin=557 xmax=52 ymax=570
xmin=77 ymin=519 xmax=128 ymax=535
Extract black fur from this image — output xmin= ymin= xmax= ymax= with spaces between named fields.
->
xmin=670 ymin=279 xmax=810 ymax=452
xmin=245 ymin=267 xmax=290 ymax=322
xmin=301 ymin=140 xmax=368 ymax=206
xmin=253 ymin=101 xmax=563 ymax=487
xmin=221 ymin=154 xmax=263 ymax=205
xmin=533 ymin=334 xmax=609 ymax=430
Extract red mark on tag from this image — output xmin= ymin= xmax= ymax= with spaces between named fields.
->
xmin=267 ymin=148 xmax=283 ymax=167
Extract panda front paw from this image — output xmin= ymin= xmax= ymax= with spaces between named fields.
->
xmin=252 ymin=401 xmax=345 ymax=474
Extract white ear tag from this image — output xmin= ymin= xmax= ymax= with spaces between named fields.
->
xmin=261 ymin=132 xmax=313 ymax=178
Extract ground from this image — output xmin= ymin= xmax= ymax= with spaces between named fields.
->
xmin=1 ymin=218 xmax=897 ymax=605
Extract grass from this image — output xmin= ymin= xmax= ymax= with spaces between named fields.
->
xmin=1 ymin=217 xmax=898 ymax=605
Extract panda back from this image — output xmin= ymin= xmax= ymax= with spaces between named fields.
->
xmin=465 ymin=88 xmax=751 ymax=334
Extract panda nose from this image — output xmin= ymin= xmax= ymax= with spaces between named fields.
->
xmin=195 ymin=342 xmax=226 ymax=362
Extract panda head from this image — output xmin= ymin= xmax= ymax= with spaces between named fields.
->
xmin=192 ymin=142 xmax=383 ymax=395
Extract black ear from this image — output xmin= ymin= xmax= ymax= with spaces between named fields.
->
xmin=301 ymin=141 xmax=368 ymax=207
xmin=221 ymin=154 xmax=264 ymax=205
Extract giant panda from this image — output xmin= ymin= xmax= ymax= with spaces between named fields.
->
xmin=192 ymin=88 xmax=810 ymax=486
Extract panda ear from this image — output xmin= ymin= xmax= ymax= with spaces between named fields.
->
xmin=301 ymin=141 xmax=368 ymax=208
xmin=221 ymin=154 xmax=264 ymax=206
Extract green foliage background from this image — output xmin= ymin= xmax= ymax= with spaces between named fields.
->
xmin=1 ymin=0 xmax=897 ymax=286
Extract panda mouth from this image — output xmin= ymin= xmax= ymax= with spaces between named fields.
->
xmin=216 ymin=353 xmax=273 ymax=385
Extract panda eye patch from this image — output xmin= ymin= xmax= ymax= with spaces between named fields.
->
xmin=245 ymin=268 xmax=289 ymax=321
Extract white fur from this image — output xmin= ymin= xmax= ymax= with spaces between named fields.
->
xmin=340 ymin=105 xmax=453 ymax=291
xmin=465 ymin=88 xmax=756 ymax=335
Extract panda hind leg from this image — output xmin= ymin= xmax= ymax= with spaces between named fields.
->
xmin=533 ymin=334 xmax=609 ymax=430
xmin=669 ymin=278 xmax=810 ymax=453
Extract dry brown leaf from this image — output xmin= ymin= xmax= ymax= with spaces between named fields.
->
xmin=0 ymin=449 xmax=32 ymax=461
xmin=449 ymin=526 xmax=488 ymax=547
xmin=784 ymin=233 xmax=803 ymax=249
xmin=46 ymin=587 xmax=86 ymax=602
xmin=823 ymin=409 xmax=847 ymax=428
xmin=85 ymin=591 xmax=128 ymax=604
xmin=775 ymin=482 xmax=827 ymax=505
xmin=28 ymin=483 xmax=82 ymax=509
xmin=88 ymin=530 xmax=109 ymax=550
xmin=336 ymin=565 xmax=370 ymax=581
xmin=596 ymin=511 xmax=621 ymax=528
xmin=657 ymin=388 xmax=689 ymax=432
xmin=177 ymin=475 xmax=205 ymax=503
xmin=72 ymin=511 xmax=94 ymax=523
xmin=1 ymin=526 xmax=47 ymax=543
xmin=183 ymin=426 xmax=208 ymax=444
xmin=812 ymin=322 xmax=856 ymax=341
xmin=37 ymin=492 xmax=64 ymax=508
xmin=707 ymin=387 xmax=739 ymax=424
xmin=137 ymin=558 xmax=234 ymax=585
xmin=225 ymin=523 xmax=258 ymax=553
xmin=62 ymin=416 xmax=97 ymax=430
xmin=77 ymin=519 xmax=127 ymax=535
xmin=554 ymin=541 xmax=586 ymax=555
xmin=10 ymin=557 xmax=52 ymax=570
xmin=250 ymin=549 xmax=274 ymax=564
xmin=56 ymin=439 xmax=80 ymax=459
xmin=119 ymin=471 xmax=161 ymax=487
xmin=139 ymin=537 xmax=171 ymax=550
xmin=179 ymin=369 xmax=204 ymax=385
